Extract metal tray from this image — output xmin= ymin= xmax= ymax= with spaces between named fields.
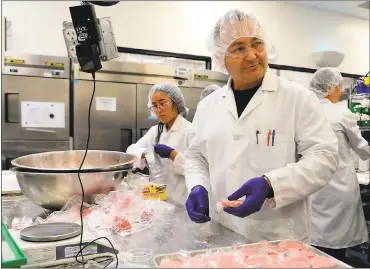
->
xmin=153 ymin=240 xmax=352 ymax=268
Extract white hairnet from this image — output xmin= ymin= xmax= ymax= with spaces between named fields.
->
xmin=206 ymin=9 xmax=265 ymax=74
xmin=309 ymin=67 xmax=343 ymax=99
xmin=200 ymin=85 xmax=221 ymax=100
xmin=147 ymin=82 xmax=189 ymax=118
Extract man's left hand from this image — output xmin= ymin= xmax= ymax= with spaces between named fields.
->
xmin=224 ymin=176 xmax=271 ymax=218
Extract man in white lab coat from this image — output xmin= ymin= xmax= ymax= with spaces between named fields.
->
xmin=184 ymin=9 xmax=339 ymax=243
xmin=309 ymin=68 xmax=369 ymax=262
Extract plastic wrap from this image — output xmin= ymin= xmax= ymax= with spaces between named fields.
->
xmin=145 ymin=146 xmax=165 ymax=182
xmin=215 ymin=199 xmax=243 ymax=213
xmin=40 ymin=196 xmax=86 ymax=224
xmin=32 ymin=183 xmax=175 ymax=241
xmin=10 ymin=216 xmax=33 ymax=231
xmin=4 ymin=198 xmax=47 ymax=229
xmin=155 ymin=240 xmax=344 ymax=268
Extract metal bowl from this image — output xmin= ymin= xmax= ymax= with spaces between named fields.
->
xmin=10 ymin=150 xmax=137 ymax=210
xmin=11 ymin=150 xmax=136 ymax=172
xmin=13 ymin=169 xmax=130 ymax=211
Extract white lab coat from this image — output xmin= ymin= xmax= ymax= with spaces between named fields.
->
xmin=310 ymin=99 xmax=369 ymax=248
xmin=185 ymin=69 xmax=339 ymax=243
xmin=127 ymin=115 xmax=192 ymax=204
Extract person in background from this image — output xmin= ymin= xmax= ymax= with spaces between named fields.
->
xmin=309 ymin=67 xmax=369 ymax=263
xmin=126 ymin=82 xmax=192 ymax=204
xmin=200 ymin=84 xmax=221 ymax=101
xmin=184 ymin=9 xmax=339 ymax=243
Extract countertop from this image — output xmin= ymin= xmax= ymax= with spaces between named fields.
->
xmin=1 ymin=195 xmax=250 ymax=268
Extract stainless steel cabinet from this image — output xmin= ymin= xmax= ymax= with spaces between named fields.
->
xmin=1 ymin=53 xmax=71 ymax=170
xmin=2 ymin=75 xmax=70 ymax=141
xmin=179 ymin=86 xmax=203 ymax=122
xmin=2 ymin=140 xmax=70 ymax=170
xmin=136 ymin=84 xmax=154 ymax=140
xmin=73 ymin=80 xmax=136 ymax=151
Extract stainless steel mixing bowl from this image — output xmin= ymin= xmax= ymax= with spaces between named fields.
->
xmin=11 ymin=150 xmax=136 ymax=172
xmin=13 ymin=169 xmax=130 ymax=211
xmin=10 ymin=150 xmax=137 ymax=211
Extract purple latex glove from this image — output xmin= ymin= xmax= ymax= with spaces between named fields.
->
xmin=224 ymin=176 xmax=270 ymax=218
xmin=186 ymin=185 xmax=211 ymax=223
xmin=154 ymin=144 xmax=174 ymax=158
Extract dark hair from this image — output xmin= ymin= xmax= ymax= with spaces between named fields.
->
xmin=156 ymin=122 xmax=164 ymax=144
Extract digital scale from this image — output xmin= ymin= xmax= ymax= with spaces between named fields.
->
xmin=8 ymin=224 xmax=117 ymax=268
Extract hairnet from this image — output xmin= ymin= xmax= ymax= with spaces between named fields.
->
xmin=309 ymin=67 xmax=343 ymax=99
xmin=147 ymin=82 xmax=189 ymax=118
xmin=200 ymin=85 xmax=221 ymax=100
xmin=206 ymin=9 xmax=265 ymax=74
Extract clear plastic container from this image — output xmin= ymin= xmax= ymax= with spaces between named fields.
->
xmin=145 ymin=146 xmax=165 ymax=183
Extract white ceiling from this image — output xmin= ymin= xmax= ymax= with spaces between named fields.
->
xmin=293 ymin=1 xmax=369 ymax=20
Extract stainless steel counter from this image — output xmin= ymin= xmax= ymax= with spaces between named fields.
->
xmin=2 ymin=195 xmax=250 ymax=268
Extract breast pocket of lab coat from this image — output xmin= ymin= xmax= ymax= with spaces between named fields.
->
xmin=249 ymin=132 xmax=289 ymax=174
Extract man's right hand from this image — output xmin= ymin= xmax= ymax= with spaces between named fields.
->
xmin=185 ymin=185 xmax=211 ymax=223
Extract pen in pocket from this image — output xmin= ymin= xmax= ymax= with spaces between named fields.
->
xmin=267 ymin=130 xmax=271 ymax=146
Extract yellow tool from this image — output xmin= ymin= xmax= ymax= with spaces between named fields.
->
xmin=364 ymin=76 xmax=370 ymax=86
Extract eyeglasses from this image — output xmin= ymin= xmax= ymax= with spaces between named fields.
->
xmin=226 ymin=40 xmax=266 ymax=59
xmin=150 ymin=101 xmax=172 ymax=112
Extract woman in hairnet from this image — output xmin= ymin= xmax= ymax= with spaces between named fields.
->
xmin=309 ymin=67 xmax=369 ymax=263
xmin=200 ymin=85 xmax=221 ymax=101
xmin=126 ymin=82 xmax=192 ymax=203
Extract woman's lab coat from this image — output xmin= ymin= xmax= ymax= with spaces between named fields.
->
xmin=310 ymin=99 xmax=369 ymax=248
xmin=185 ymin=69 xmax=339 ymax=243
xmin=127 ymin=114 xmax=192 ymax=204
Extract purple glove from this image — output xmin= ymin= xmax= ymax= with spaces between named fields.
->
xmin=186 ymin=185 xmax=211 ymax=223
xmin=224 ymin=176 xmax=270 ymax=218
xmin=154 ymin=144 xmax=174 ymax=158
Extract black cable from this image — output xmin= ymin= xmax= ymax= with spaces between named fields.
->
xmin=156 ymin=122 xmax=164 ymax=144
xmin=74 ymin=72 xmax=119 ymax=268
xmin=76 ymin=237 xmax=118 ymax=268
xmin=83 ymin=1 xmax=119 ymax=6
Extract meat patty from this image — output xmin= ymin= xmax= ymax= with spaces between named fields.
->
xmin=278 ymin=240 xmax=305 ymax=250
xmin=310 ymin=256 xmax=336 ymax=268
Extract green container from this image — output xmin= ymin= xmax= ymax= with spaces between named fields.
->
xmin=1 ymin=223 xmax=27 ymax=268
xmin=350 ymin=103 xmax=362 ymax=114
xmin=361 ymin=120 xmax=370 ymax=127
xmin=362 ymin=106 xmax=370 ymax=115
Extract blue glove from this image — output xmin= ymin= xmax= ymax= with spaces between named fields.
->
xmin=186 ymin=185 xmax=211 ymax=223
xmin=154 ymin=144 xmax=174 ymax=158
xmin=224 ymin=176 xmax=270 ymax=218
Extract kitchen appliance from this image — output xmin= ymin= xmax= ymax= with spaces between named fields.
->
xmin=8 ymin=227 xmax=116 ymax=268
xmin=1 ymin=53 xmax=72 ymax=170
